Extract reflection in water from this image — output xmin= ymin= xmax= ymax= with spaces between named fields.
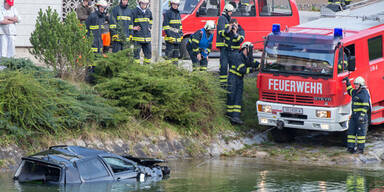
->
xmin=1 ymin=158 xmax=384 ymax=192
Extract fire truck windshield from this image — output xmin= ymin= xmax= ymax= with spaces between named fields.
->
xmin=262 ymin=40 xmax=335 ymax=76
xmin=162 ymin=0 xmax=199 ymax=14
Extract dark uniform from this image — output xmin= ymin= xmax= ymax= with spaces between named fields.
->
xmin=327 ymin=0 xmax=351 ymax=11
xmin=86 ymin=9 xmax=107 ymax=54
xmin=131 ymin=6 xmax=153 ymax=64
xmin=216 ymin=13 xmax=231 ymax=86
xmin=227 ymin=51 xmax=259 ymax=123
xmin=163 ymin=6 xmax=183 ymax=64
xmin=109 ymin=2 xmax=133 ymax=53
xmin=186 ymin=28 xmax=213 ymax=71
xmin=225 ymin=23 xmax=245 ymax=57
xmin=345 ymin=78 xmax=370 ymax=153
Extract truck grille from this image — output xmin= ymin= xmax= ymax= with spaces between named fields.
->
xmin=262 ymin=92 xmax=314 ymax=104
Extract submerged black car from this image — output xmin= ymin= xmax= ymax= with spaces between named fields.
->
xmin=14 ymin=145 xmax=170 ymax=184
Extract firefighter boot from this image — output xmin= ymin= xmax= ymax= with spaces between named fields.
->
xmin=347 ymin=147 xmax=356 ymax=154
xmin=230 ymin=117 xmax=244 ymax=125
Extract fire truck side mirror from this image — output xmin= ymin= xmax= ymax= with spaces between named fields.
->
xmin=347 ymin=56 xmax=356 ymax=71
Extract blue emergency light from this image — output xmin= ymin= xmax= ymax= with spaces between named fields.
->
xmin=272 ymin=24 xmax=281 ymax=34
xmin=334 ymin=28 xmax=343 ymax=38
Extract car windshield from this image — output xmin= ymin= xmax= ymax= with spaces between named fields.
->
xmin=262 ymin=40 xmax=335 ymax=76
xmin=162 ymin=0 xmax=199 ymax=14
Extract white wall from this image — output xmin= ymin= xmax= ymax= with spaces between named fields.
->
xmin=14 ymin=0 xmax=62 ymax=47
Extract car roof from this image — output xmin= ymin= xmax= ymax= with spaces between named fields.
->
xmin=25 ymin=146 xmax=116 ymax=166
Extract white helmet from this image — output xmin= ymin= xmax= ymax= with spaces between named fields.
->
xmin=223 ymin=4 xmax=235 ymax=12
xmin=169 ymin=0 xmax=180 ymax=4
xmin=96 ymin=0 xmax=108 ymax=7
xmin=354 ymin=76 xmax=366 ymax=86
xmin=241 ymin=42 xmax=254 ymax=49
xmin=138 ymin=0 xmax=150 ymax=4
xmin=204 ymin=20 xmax=216 ymax=30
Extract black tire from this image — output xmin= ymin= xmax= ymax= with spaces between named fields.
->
xmin=180 ymin=36 xmax=190 ymax=60
xmin=271 ymin=128 xmax=296 ymax=143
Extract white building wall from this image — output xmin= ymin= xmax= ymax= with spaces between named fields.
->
xmin=14 ymin=0 xmax=62 ymax=47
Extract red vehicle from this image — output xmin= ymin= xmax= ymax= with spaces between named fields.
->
xmin=163 ymin=0 xmax=300 ymax=56
xmin=256 ymin=1 xmax=384 ymax=132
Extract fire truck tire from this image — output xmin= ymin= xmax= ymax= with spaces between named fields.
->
xmin=271 ymin=128 xmax=295 ymax=143
xmin=180 ymin=36 xmax=190 ymax=60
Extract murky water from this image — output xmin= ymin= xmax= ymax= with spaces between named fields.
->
xmin=1 ymin=158 xmax=384 ymax=192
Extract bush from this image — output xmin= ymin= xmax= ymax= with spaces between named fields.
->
xmin=94 ymin=52 xmax=226 ymax=132
xmin=30 ymin=7 xmax=94 ymax=80
xmin=0 ymin=59 xmax=125 ymax=138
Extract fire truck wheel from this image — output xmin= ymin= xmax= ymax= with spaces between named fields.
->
xmin=270 ymin=127 xmax=295 ymax=143
xmin=180 ymin=36 xmax=190 ymax=60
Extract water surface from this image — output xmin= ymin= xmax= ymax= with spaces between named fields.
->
xmin=1 ymin=158 xmax=384 ymax=192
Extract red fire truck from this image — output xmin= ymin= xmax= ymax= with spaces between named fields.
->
xmin=256 ymin=1 xmax=384 ymax=132
xmin=163 ymin=0 xmax=300 ymax=56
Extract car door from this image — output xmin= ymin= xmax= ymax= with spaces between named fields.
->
xmin=101 ymin=156 xmax=139 ymax=181
xmin=76 ymin=157 xmax=114 ymax=183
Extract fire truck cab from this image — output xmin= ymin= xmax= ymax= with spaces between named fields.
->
xmin=256 ymin=1 xmax=384 ymax=132
xmin=163 ymin=0 xmax=299 ymax=56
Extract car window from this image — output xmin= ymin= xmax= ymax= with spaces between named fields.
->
xmin=103 ymin=157 xmax=135 ymax=174
xmin=197 ymin=0 xmax=221 ymax=17
xmin=77 ymin=158 xmax=110 ymax=181
xmin=226 ymin=0 xmax=256 ymax=16
xmin=259 ymin=0 xmax=292 ymax=16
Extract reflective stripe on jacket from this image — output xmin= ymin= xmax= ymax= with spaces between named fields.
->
xmin=216 ymin=14 xmax=231 ymax=48
xmin=86 ymin=10 xmax=106 ymax=53
xmin=346 ymin=85 xmax=371 ymax=116
xmin=110 ymin=3 xmax=133 ymax=41
xmin=163 ymin=8 xmax=183 ymax=44
xmin=131 ymin=7 xmax=152 ymax=42
xmin=187 ymin=28 xmax=213 ymax=57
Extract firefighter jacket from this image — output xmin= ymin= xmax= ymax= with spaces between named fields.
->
xmin=225 ymin=24 xmax=245 ymax=51
xmin=86 ymin=10 xmax=106 ymax=53
xmin=110 ymin=3 xmax=132 ymax=42
xmin=229 ymin=52 xmax=259 ymax=78
xmin=216 ymin=13 xmax=231 ymax=48
xmin=346 ymin=82 xmax=370 ymax=116
xmin=131 ymin=6 xmax=152 ymax=43
xmin=163 ymin=7 xmax=183 ymax=44
xmin=188 ymin=28 xmax=213 ymax=58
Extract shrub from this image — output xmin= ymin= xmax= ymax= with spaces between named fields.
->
xmin=30 ymin=7 xmax=94 ymax=80
xmin=94 ymin=53 xmax=226 ymax=132
xmin=0 ymin=59 xmax=125 ymax=138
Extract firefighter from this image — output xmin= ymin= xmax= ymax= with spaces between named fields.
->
xmin=226 ymin=42 xmax=259 ymax=125
xmin=186 ymin=20 xmax=215 ymax=71
xmin=163 ymin=0 xmax=183 ymax=65
xmin=86 ymin=0 xmax=108 ymax=54
xmin=343 ymin=76 xmax=370 ymax=154
xmin=110 ymin=0 xmax=132 ymax=53
xmin=217 ymin=3 xmax=235 ymax=87
xmin=131 ymin=0 xmax=152 ymax=64
xmin=225 ymin=19 xmax=245 ymax=55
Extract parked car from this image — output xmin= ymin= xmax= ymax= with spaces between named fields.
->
xmin=13 ymin=145 xmax=170 ymax=184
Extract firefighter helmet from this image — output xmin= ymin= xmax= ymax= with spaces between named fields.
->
xmin=138 ymin=0 xmax=150 ymax=4
xmin=354 ymin=76 xmax=366 ymax=86
xmin=96 ymin=0 xmax=108 ymax=7
xmin=223 ymin=4 xmax=235 ymax=12
xmin=241 ymin=42 xmax=254 ymax=49
xmin=169 ymin=0 xmax=180 ymax=5
xmin=204 ymin=20 xmax=216 ymax=30
xmin=6 ymin=0 xmax=14 ymax=6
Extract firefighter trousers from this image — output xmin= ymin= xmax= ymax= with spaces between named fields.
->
xmin=219 ymin=48 xmax=229 ymax=87
xmin=347 ymin=113 xmax=368 ymax=150
xmin=187 ymin=43 xmax=208 ymax=71
xmin=226 ymin=73 xmax=243 ymax=118
xmin=165 ymin=42 xmax=180 ymax=65
xmin=112 ymin=41 xmax=124 ymax=53
xmin=134 ymin=41 xmax=152 ymax=64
